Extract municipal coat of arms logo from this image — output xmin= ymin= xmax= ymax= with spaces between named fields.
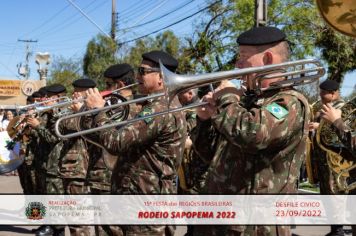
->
xmin=25 ymin=202 xmax=46 ymax=220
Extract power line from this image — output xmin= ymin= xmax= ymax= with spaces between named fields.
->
xmin=19 ymin=3 xmax=72 ymax=38
xmin=122 ymin=0 xmax=169 ymax=36
xmin=120 ymin=0 xmax=195 ymax=31
xmin=66 ymin=0 xmax=110 ymax=37
xmin=32 ymin=0 xmax=101 ymax=39
xmin=118 ymin=0 xmax=221 ymax=46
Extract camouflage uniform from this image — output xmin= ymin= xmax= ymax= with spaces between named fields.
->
xmin=318 ymin=97 xmax=356 ymax=192
xmin=92 ymin=96 xmax=187 ymax=236
xmin=330 ymin=97 xmax=356 ymax=156
xmin=34 ymin=112 xmax=60 ymax=194
xmin=88 ymin=99 xmax=141 ymax=236
xmin=179 ymin=107 xmax=211 ymax=194
xmin=17 ymin=138 xmax=35 ymax=194
xmin=193 ymin=89 xmax=310 ymax=236
xmin=313 ymin=98 xmax=346 ymax=194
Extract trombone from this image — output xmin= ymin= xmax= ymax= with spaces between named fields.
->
xmin=55 ymin=58 xmax=325 ymax=139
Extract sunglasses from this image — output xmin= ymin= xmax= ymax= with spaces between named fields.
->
xmin=106 ymin=82 xmax=116 ymax=87
xmin=137 ymin=67 xmax=160 ymax=76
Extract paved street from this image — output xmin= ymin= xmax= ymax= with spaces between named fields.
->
xmin=0 ymin=175 xmax=352 ymax=236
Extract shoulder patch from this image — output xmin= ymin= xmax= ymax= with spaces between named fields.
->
xmin=138 ymin=107 xmax=154 ymax=124
xmin=266 ymin=102 xmax=289 ymax=120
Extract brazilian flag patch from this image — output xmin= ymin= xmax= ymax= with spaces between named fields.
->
xmin=266 ymin=102 xmax=289 ymax=120
xmin=138 ymin=107 xmax=154 ymax=124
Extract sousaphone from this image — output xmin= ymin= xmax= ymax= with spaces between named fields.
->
xmin=316 ymin=0 xmax=356 ymax=37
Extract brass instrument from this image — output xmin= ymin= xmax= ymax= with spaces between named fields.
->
xmin=55 ymin=58 xmax=325 ymax=139
xmin=316 ymin=97 xmax=356 ymax=193
xmin=316 ymin=0 xmax=356 ymax=37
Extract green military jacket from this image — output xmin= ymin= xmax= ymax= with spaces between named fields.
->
xmin=94 ymin=95 xmax=187 ymax=194
xmin=193 ymin=89 xmax=309 ymax=194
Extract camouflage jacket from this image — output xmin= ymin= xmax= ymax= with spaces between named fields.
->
xmin=88 ymin=101 xmax=142 ymax=191
xmin=193 ymin=89 xmax=309 ymax=194
xmin=56 ymin=116 xmax=91 ymax=179
xmin=23 ymin=128 xmax=40 ymax=166
xmin=332 ymin=120 xmax=356 ymax=157
xmin=94 ymin=95 xmax=187 ymax=194
xmin=331 ymin=97 xmax=356 ymax=157
xmin=34 ymin=112 xmax=61 ymax=174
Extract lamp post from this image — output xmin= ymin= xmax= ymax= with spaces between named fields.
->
xmin=35 ymin=52 xmax=51 ymax=80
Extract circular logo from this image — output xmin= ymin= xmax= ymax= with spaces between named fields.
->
xmin=22 ymin=81 xmax=37 ymax=96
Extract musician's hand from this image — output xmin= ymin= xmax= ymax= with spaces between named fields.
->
xmin=27 ymin=117 xmax=40 ymax=128
xmin=185 ymin=136 xmax=193 ymax=149
xmin=85 ymin=88 xmax=105 ymax=109
xmin=196 ymin=92 xmax=217 ymax=121
xmin=308 ymin=122 xmax=319 ymax=131
xmin=70 ymin=92 xmax=84 ymax=112
xmin=321 ymin=103 xmax=341 ymax=123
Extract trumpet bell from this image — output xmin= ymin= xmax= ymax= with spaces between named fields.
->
xmin=316 ymin=0 xmax=356 ymax=37
xmin=6 ymin=116 xmax=26 ymax=140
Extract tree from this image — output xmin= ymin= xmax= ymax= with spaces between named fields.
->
xmin=83 ymin=34 xmax=118 ymax=89
xmin=120 ymin=30 xmax=185 ymax=70
xmin=315 ymin=26 xmax=356 ymax=83
xmin=183 ymin=0 xmax=322 ymax=74
xmin=48 ymin=55 xmax=82 ymax=94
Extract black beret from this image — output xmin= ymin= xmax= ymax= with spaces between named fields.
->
xmin=26 ymin=96 xmax=34 ymax=102
xmin=319 ymin=79 xmax=339 ymax=91
xmin=37 ymin=87 xmax=48 ymax=97
xmin=236 ymin=26 xmax=286 ymax=46
xmin=104 ymin=63 xmax=133 ymax=80
xmin=72 ymin=78 xmax=97 ymax=88
xmin=45 ymin=84 xmax=66 ymax=94
xmin=31 ymin=91 xmax=42 ymax=98
xmin=142 ymin=50 xmax=178 ymax=71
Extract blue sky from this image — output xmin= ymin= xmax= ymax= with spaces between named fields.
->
xmin=0 ymin=0 xmax=354 ymax=96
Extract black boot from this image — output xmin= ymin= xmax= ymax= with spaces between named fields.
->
xmin=35 ymin=225 xmax=54 ymax=236
xmin=325 ymin=225 xmax=344 ymax=236
xmin=53 ymin=228 xmax=65 ymax=236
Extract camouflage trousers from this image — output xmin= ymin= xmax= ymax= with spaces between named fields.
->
xmin=193 ymin=225 xmax=291 ymax=236
xmin=46 ymin=175 xmax=65 ymax=194
xmin=35 ymin=169 xmax=47 ymax=194
xmin=90 ymin=188 xmax=123 ymax=236
xmin=17 ymin=162 xmax=36 ymax=194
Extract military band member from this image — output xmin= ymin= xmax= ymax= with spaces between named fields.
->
xmin=321 ymin=97 xmax=356 ymax=236
xmin=320 ymin=98 xmax=356 ymax=155
xmin=91 ymin=63 xmax=141 ymax=194
xmin=27 ymin=84 xmax=67 ymax=236
xmin=193 ymin=27 xmax=310 ymax=236
xmin=85 ymin=50 xmax=187 ymax=236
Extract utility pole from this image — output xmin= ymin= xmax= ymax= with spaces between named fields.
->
xmin=254 ymin=0 xmax=267 ymax=27
xmin=111 ymin=0 xmax=118 ymax=40
xmin=17 ymin=39 xmax=38 ymax=80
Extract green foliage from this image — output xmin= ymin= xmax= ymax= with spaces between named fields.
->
xmin=48 ymin=56 xmax=82 ymax=94
xmin=83 ymin=34 xmax=118 ymax=90
xmin=121 ymin=30 xmax=183 ymax=70
xmin=315 ymin=26 xmax=356 ymax=83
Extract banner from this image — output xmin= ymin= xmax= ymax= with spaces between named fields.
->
xmin=0 ymin=195 xmax=355 ymax=225
xmin=0 ymin=80 xmax=21 ymax=96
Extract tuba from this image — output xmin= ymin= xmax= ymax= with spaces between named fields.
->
xmin=316 ymin=97 xmax=356 ymax=193
xmin=316 ymin=0 xmax=356 ymax=37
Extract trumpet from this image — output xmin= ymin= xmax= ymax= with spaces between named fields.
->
xmin=52 ymin=83 xmax=137 ymax=118
xmin=55 ymin=58 xmax=325 ymax=139
xmin=18 ymin=96 xmax=71 ymax=111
